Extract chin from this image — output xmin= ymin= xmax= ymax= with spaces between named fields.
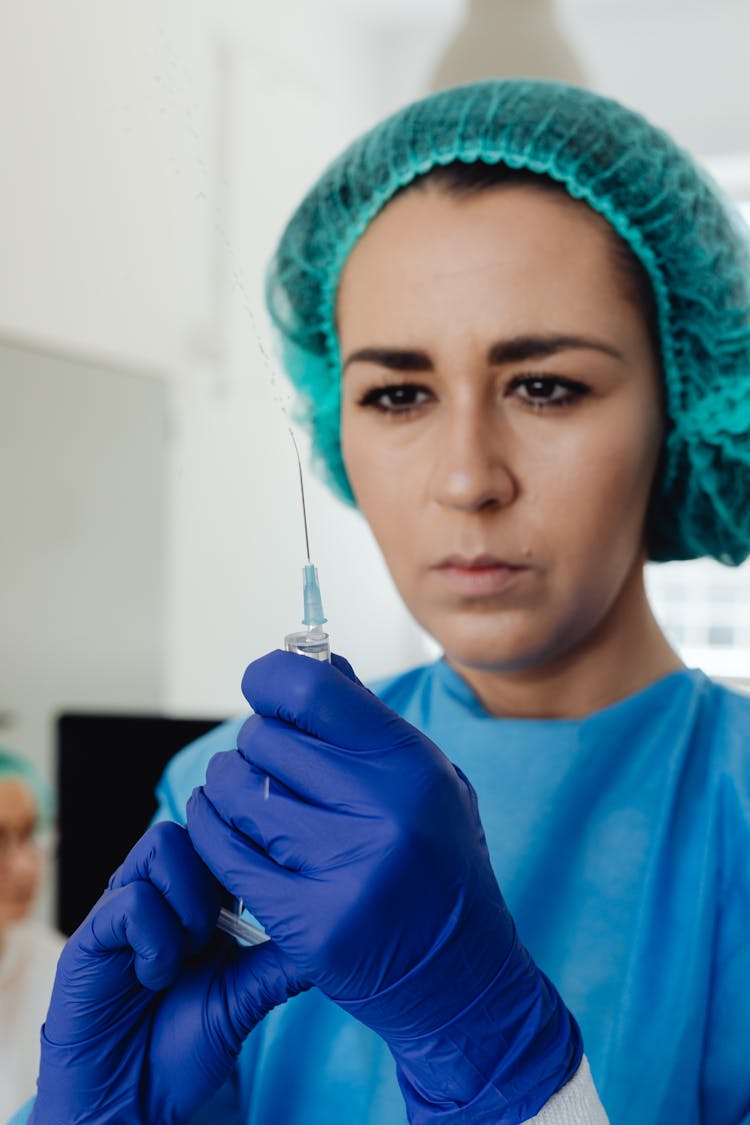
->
xmin=0 ymin=900 xmax=34 ymax=927
xmin=435 ymin=629 xmax=545 ymax=674
xmin=428 ymin=609 xmax=574 ymax=675
xmin=446 ymin=647 xmax=546 ymax=675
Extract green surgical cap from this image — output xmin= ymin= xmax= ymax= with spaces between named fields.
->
xmin=266 ymin=79 xmax=750 ymax=564
xmin=0 ymin=745 xmax=54 ymax=827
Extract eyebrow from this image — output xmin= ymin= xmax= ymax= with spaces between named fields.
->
xmin=342 ymin=333 xmax=622 ymax=373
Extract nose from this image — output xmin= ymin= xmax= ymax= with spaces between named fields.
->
xmin=429 ymin=401 xmax=517 ymax=513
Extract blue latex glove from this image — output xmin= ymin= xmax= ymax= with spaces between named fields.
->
xmin=187 ymin=652 xmax=583 ymax=1123
xmin=30 ymin=821 xmax=306 ymax=1125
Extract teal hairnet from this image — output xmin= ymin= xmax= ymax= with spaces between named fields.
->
xmin=0 ymin=745 xmax=54 ymax=828
xmin=266 ymin=79 xmax=750 ymax=565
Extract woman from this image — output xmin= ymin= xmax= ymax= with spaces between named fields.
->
xmin=21 ymin=80 xmax=750 ymax=1125
xmin=0 ymin=749 xmax=64 ymax=1123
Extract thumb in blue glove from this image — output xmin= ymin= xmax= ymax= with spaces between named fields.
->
xmin=31 ymin=821 xmax=306 ymax=1125
xmin=187 ymin=651 xmax=582 ymax=1123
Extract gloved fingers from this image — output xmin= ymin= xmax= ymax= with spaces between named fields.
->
xmin=329 ymin=651 xmax=363 ymax=684
xmin=236 ymin=714 xmax=363 ymax=794
xmin=203 ymin=750 xmax=372 ymax=869
xmin=223 ymin=723 xmax=375 ymax=807
xmin=186 ymin=786 xmax=302 ymax=922
xmin=451 ymin=763 xmax=481 ymax=811
xmin=207 ymin=743 xmax=324 ymax=809
xmin=109 ymin=821 xmax=221 ymax=954
xmin=241 ymin=650 xmax=409 ymax=751
xmin=86 ymin=879 xmax=186 ymax=991
xmin=236 ymin=713 xmax=447 ymax=828
xmin=227 ymin=941 xmax=310 ymax=1036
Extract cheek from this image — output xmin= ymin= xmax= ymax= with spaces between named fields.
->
xmin=27 ymin=852 xmax=42 ymax=885
xmin=342 ymin=424 xmax=423 ymax=583
xmin=4 ymin=850 xmax=42 ymax=891
xmin=531 ymin=414 xmax=662 ymax=574
xmin=344 ymin=446 xmax=411 ymax=541
xmin=342 ymin=409 xmax=405 ymax=514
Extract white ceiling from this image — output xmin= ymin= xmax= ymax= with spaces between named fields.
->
xmin=328 ymin=0 xmax=750 ymax=160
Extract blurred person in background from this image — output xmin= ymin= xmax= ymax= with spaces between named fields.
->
xmin=0 ymin=749 xmax=63 ymax=1123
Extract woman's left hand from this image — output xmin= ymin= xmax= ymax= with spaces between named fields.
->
xmin=187 ymin=651 xmax=582 ymax=1120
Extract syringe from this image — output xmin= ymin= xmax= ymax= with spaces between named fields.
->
xmin=215 ymin=431 xmax=329 ymax=945
xmin=214 ymin=562 xmax=330 ymax=945
xmin=283 ymin=429 xmax=330 ymax=663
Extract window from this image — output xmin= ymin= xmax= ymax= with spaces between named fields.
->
xmin=646 ymin=558 xmax=750 ymax=682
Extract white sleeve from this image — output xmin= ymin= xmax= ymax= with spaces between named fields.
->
xmin=527 ymin=1057 xmax=609 ymax=1124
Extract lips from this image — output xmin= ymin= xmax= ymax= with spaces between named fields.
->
xmin=438 ymin=554 xmax=521 ymax=570
xmin=433 ymin=555 xmax=529 ymax=597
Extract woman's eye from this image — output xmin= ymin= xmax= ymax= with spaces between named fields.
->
xmin=358 ymin=383 xmax=433 ymax=414
xmin=510 ymin=375 xmax=589 ymax=408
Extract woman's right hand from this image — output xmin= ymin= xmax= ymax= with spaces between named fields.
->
xmin=30 ymin=821 xmax=306 ymax=1125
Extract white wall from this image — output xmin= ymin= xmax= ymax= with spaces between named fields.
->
xmin=160 ymin=3 xmax=456 ymax=714
xmin=0 ymin=1 xmax=216 ymax=374
xmin=557 ymin=0 xmax=750 ymax=158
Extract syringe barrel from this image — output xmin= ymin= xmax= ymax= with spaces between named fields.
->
xmin=284 ymin=628 xmax=331 ymax=662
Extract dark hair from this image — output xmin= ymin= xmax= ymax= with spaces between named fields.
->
xmin=403 ymin=162 xmax=662 ymax=369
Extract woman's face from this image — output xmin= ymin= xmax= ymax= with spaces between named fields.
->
xmin=0 ymin=778 xmax=41 ymax=928
xmin=338 ymin=185 xmax=663 ymax=676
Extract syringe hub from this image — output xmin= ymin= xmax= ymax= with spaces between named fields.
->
xmin=301 ymin=563 xmax=327 ymax=627
xmin=285 ymin=563 xmax=330 ymax=660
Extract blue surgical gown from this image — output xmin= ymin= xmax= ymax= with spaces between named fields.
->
xmin=151 ymin=662 xmax=750 ymax=1125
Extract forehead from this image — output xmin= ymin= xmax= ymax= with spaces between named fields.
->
xmin=0 ymin=778 xmax=36 ymax=825
xmin=336 ymin=185 xmax=630 ymax=342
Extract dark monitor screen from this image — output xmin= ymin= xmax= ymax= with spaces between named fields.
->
xmin=56 ymin=712 xmax=222 ymax=936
